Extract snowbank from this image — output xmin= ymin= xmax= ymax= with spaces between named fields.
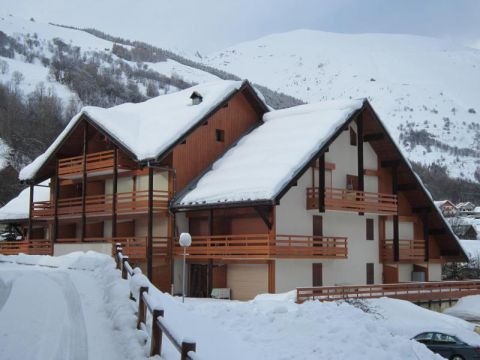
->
xmin=444 ymin=295 xmax=480 ymax=321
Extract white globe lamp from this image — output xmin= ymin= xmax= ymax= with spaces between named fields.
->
xmin=179 ymin=232 xmax=192 ymax=303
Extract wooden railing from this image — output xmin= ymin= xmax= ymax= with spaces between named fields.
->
xmin=58 ymin=150 xmax=134 ymax=177
xmin=112 ymin=236 xmax=169 ymax=260
xmin=306 ymin=187 xmax=398 ymax=215
xmin=32 ymin=190 xmax=169 ymax=218
xmin=381 ymin=239 xmax=425 ymax=262
xmin=296 ymin=280 xmax=480 ymax=303
xmin=0 ymin=240 xmax=53 ymax=256
xmin=114 ymin=244 xmax=197 ymax=360
xmin=174 ymin=234 xmax=348 ymax=259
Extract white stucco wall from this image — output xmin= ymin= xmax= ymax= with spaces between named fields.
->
xmin=428 ymin=263 xmax=442 ymax=281
xmin=398 ymin=264 xmax=413 ymax=282
xmin=275 ymin=126 xmax=383 ymax=292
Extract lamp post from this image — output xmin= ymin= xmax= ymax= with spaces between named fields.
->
xmin=179 ymin=232 xmax=192 ymax=303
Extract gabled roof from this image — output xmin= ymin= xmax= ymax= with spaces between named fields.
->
xmin=19 ymin=80 xmax=268 ymax=181
xmin=173 ymin=98 xmax=467 ymax=261
xmin=174 ymin=99 xmax=364 ymax=207
xmin=0 ymin=182 xmax=50 ymax=222
xmin=434 ymin=200 xmax=457 ymax=209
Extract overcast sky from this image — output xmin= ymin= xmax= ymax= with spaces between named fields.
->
xmin=3 ymin=0 xmax=480 ymax=53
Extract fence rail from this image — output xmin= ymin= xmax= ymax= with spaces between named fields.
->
xmin=306 ymin=187 xmax=398 ymax=215
xmin=58 ymin=150 xmax=135 ymax=177
xmin=381 ymin=239 xmax=425 ymax=262
xmin=114 ymin=244 xmax=197 ymax=360
xmin=296 ymin=280 xmax=480 ymax=303
xmin=173 ymin=234 xmax=348 ymax=259
xmin=0 ymin=240 xmax=53 ymax=256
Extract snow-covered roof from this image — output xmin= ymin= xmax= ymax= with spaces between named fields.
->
xmin=20 ymin=80 xmax=258 ymax=181
xmin=175 ymin=99 xmax=364 ymax=207
xmin=0 ymin=182 xmax=50 ymax=221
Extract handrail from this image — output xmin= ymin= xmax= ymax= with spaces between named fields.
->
xmin=296 ymin=280 xmax=480 ymax=303
xmin=306 ymin=186 xmax=398 ymax=214
xmin=173 ymin=234 xmax=348 ymax=259
xmin=114 ymin=244 xmax=197 ymax=360
xmin=58 ymin=150 xmax=135 ymax=177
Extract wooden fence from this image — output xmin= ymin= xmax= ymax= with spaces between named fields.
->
xmin=114 ymin=244 xmax=198 ymax=360
xmin=0 ymin=240 xmax=53 ymax=256
xmin=296 ymin=280 xmax=480 ymax=303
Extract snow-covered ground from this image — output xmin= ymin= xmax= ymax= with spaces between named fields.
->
xmin=0 ymin=252 xmax=147 ymax=360
xmin=3 ymin=252 xmax=480 ymax=360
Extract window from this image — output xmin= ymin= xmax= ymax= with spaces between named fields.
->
xmin=366 ymin=219 xmax=374 ymax=240
xmin=215 ymin=129 xmax=225 ymax=142
xmin=414 ymin=332 xmax=434 ymax=344
xmin=350 ymin=127 xmax=357 ymax=146
xmin=432 ymin=333 xmax=458 ymax=344
xmin=181 ymin=139 xmax=186 ymax=145
xmin=366 ymin=263 xmax=374 ymax=284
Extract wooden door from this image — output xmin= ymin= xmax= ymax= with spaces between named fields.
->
xmin=312 ymin=263 xmax=323 ymax=287
xmin=383 ymin=265 xmax=399 ymax=283
xmin=366 ymin=263 xmax=374 ymax=284
xmin=313 ymin=215 xmax=323 ymax=236
xmin=190 ymin=264 xmax=208 ymax=297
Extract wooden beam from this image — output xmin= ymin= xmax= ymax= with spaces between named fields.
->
xmin=147 ymin=167 xmax=154 ymax=280
xmin=381 ymin=160 xmax=400 ymax=168
xmin=391 ymin=163 xmax=399 ymax=261
xmin=363 ymin=133 xmax=385 ymax=142
xmin=80 ymin=123 xmax=88 ymax=242
xmin=112 ymin=147 xmax=118 ymax=238
xmin=429 ymin=228 xmax=446 ymax=235
xmin=412 ymin=207 xmax=431 ymax=214
xmin=254 ymin=206 xmax=272 ymax=230
xmin=28 ymin=184 xmax=33 ymax=240
xmin=397 ymin=183 xmax=417 ymax=191
xmin=423 ymin=214 xmax=429 ymax=262
xmin=53 ymin=160 xmax=59 ymax=243
xmin=357 ymin=115 xmax=364 ymax=216
xmin=318 ymin=154 xmax=325 ymax=213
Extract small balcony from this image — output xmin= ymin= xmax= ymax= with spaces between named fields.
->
xmin=173 ymin=234 xmax=348 ymax=260
xmin=58 ymin=150 xmax=135 ymax=178
xmin=32 ymin=190 xmax=169 ymax=219
xmin=381 ymin=239 xmax=426 ymax=262
xmin=306 ymin=187 xmax=398 ymax=215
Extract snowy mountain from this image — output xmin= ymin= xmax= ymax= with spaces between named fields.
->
xmin=203 ymin=30 xmax=480 ymax=181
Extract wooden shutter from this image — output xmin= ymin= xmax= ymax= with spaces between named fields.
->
xmin=312 ymin=263 xmax=323 ymax=287
xmin=313 ymin=215 xmax=323 ymax=236
xmin=366 ymin=263 xmax=374 ymax=284
xmin=366 ymin=219 xmax=374 ymax=240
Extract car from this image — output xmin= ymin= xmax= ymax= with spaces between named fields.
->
xmin=413 ymin=332 xmax=480 ymax=359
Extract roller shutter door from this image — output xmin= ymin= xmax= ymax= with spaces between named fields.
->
xmin=227 ymin=264 xmax=268 ymax=300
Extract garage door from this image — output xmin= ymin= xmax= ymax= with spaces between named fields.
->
xmin=227 ymin=264 xmax=268 ymax=300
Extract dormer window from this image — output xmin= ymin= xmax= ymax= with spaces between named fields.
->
xmin=190 ymin=91 xmax=203 ymax=105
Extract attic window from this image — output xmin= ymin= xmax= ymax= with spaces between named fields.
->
xmin=181 ymin=139 xmax=186 ymax=145
xmin=350 ymin=127 xmax=357 ymax=146
xmin=190 ymin=91 xmax=203 ymax=105
xmin=215 ymin=129 xmax=225 ymax=142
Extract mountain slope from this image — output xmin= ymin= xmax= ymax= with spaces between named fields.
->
xmin=203 ymin=29 xmax=480 ymax=181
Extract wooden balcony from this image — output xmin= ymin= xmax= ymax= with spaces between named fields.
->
xmin=32 ymin=190 xmax=169 ymax=219
xmin=381 ymin=239 xmax=425 ymax=262
xmin=306 ymin=187 xmax=398 ymax=215
xmin=174 ymin=234 xmax=348 ymax=260
xmin=58 ymin=150 xmax=135 ymax=178
xmin=296 ymin=280 xmax=480 ymax=303
xmin=0 ymin=240 xmax=53 ymax=256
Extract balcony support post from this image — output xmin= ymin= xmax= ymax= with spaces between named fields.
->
xmin=112 ymin=147 xmax=118 ymax=239
xmin=28 ymin=184 xmax=34 ymax=240
xmin=147 ymin=166 xmax=154 ymax=280
xmin=207 ymin=209 xmax=213 ymax=297
xmin=318 ymin=154 xmax=325 ymax=213
xmin=53 ymin=160 xmax=59 ymax=243
xmin=391 ymin=163 xmax=399 ymax=261
xmin=80 ymin=123 xmax=88 ymax=242
xmin=357 ymin=115 xmax=364 ymax=215
xmin=422 ymin=213 xmax=430 ymax=262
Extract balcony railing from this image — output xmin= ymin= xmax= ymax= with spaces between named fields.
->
xmin=381 ymin=239 xmax=425 ymax=262
xmin=0 ymin=240 xmax=53 ymax=256
xmin=296 ymin=280 xmax=480 ymax=303
xmin=32 ymin=190 xmax=169 ymax=218
xmin=306 ymin=187 xmax=398 ymax=215
xmin=58 ymin=150 xmax=135 ymax=178
xmin=173 ymin=234 xmax=348 ymax=260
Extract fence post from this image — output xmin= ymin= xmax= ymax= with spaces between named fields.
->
xmin=115 ymin=244 xmax=122 ymax=269
xmin=136 ymin=286 xmax=149 ymax=329
xmin=150 ymin=309 xmax=164 ymax=356
xmin=121 ymin=256 xmax=129 ymax=279
xmin=181 ymin=341 xmax=196 ymax=360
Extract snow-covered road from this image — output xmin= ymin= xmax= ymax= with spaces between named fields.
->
xmin=0 ymin=254 xmax=146 ymax=360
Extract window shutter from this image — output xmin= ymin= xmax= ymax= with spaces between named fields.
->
xmin=366 ymin=219 xmax=374 ymax=240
